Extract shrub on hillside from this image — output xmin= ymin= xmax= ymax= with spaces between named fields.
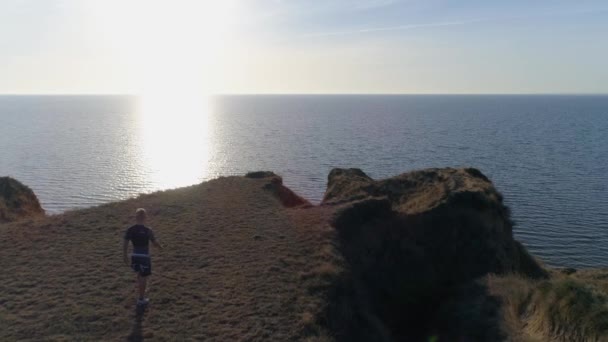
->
xmin=0 ymin=177 xmax=44 ymax=223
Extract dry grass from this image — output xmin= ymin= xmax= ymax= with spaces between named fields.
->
xmin=489 ymin=270 xmax=608 ymax=342
xmin=4 ymin=168 xmax=608 ymax=341
xmin=0 ymin=176 xmax=338 ymax=341
xmin=322 ymin=167 xmax=502 ymax=215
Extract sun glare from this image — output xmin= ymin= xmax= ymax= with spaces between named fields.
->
xmin=136 ymin=95 xmax=213 ymax=189
xmin=87 ymin=0 xmax=237 ymax=96
xmin=86 ymin=0 xmax=235 ymax=189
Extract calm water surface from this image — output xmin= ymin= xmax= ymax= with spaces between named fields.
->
xmin=1 ymin=95 xmax=607 ymax=268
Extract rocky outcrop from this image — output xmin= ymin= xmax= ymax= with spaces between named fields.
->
xmin=321 ymin=167 xmax=546 ymax=341
xmin=0 ymin=177 xmax=45 ymax=223
xmin=323 ymin=168 xmax=374 ymax=204
xmin=246 ymin=171 xmax=311 ymax=208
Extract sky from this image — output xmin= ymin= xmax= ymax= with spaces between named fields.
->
xmin=0 ymin=0 xmax=607 ymax=94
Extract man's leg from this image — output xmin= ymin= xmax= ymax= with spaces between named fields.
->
xmin=137 ymin=274 xmax=147 ymax=300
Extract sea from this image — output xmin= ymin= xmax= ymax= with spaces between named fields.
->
xmin=1 ymin=95 xmax=607 ymax=268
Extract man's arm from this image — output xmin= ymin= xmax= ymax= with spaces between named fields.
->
xmin=150 ymin=229 xmax=163 ymax=250
xmin=123 ymin=239 xmax=129 ymax=265
xmin=152 ymin=240 xmax=163 ymax=250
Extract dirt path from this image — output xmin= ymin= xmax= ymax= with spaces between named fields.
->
xmin=0 ymin=176 xmax=336 ymax=341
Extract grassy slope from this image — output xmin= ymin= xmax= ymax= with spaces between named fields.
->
xmin=489 ymin=270 xmax=608 ymax=342
xmin=2 ymin=172 xmax=608 ymax=341
xmin=0 ymin=176 xmax=336 ymax=341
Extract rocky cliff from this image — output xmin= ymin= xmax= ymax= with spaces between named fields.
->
xmin=0 ymin=176 xmax=45 ymax=223
xmin=320 ymin=168 xmax=556 ymax=341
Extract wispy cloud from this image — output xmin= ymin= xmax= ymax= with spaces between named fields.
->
xmin=302 ymin=18 xmax=490 ymax=38
xmin=302 ymin=7 xmax=608 ymax=38
xmin=353 ymin=0 xmax=399 ymax=11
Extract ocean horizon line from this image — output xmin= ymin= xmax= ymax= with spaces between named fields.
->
xmin=1 ymin=93 xmax=608 ymax=97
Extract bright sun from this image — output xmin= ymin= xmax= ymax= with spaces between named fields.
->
xmin=87 ymin=0 xmax=237 ymax=97
xmin=86 ymin=1 xmax=237 ymax=188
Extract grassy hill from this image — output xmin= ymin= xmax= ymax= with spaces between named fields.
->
xmin=0 ymin=175 xmax=337 ymax=341
xmin=1 ymin=169 xmax=607 ymax=341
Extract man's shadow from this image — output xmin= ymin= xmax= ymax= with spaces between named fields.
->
xmin=127 ymin=305 xmax=146 ymax=342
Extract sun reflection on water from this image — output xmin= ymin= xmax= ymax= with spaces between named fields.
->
xmin=136 ymin=94 xmax=213 ymax=190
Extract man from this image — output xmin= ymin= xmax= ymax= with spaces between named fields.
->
xmin=123 ymin=208 xmax=163 ymax=306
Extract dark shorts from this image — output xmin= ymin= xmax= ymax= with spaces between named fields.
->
xmin=131 ymin=255 xmax=152 ymax=277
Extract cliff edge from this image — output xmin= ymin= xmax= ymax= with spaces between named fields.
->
xmin=324 ymin=167 xmax=544 ymax=279
xmin=319 ymin=167 xmax=607 ymax=342
xmin=1 ymin=169 xmax=607 ymax=341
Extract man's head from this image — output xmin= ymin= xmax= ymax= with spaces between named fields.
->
xmin=135 ymin=208 xmax=147 ymax=224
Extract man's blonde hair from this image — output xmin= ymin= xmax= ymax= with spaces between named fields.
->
xmin=135 ymin=208 xmax=147 ymax=220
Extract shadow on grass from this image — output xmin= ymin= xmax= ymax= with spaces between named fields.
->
xmin=127 ymin=305 xmax=146 ymax=342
